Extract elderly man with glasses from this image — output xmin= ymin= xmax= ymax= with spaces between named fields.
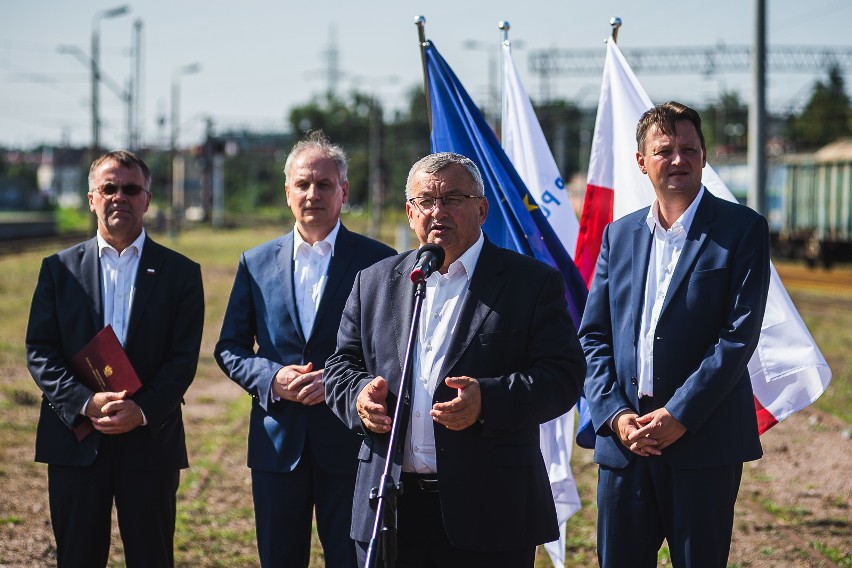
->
xmin=325 ymin=152 xmax=586 ymax=568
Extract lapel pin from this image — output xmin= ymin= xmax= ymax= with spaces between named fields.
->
xmin=146 ymin=268 xmax=156 ymax=275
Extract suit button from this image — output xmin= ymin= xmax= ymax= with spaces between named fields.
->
xmin=630 ymin=377 xmax=637 ymax=385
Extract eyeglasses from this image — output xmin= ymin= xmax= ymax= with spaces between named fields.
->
xmin=91 ymin=183 xmax=149 ymax=198
xmin=407 ymin=194 xmax=482 ymax=213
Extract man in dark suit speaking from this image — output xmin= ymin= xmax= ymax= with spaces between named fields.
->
xmin=580 ymin=102 xmax=771 ymax=567
xmin=324 ymin=152 xmax=585 ymax=567
xmin=214 ymin=131 xmax=395 ymax=567
xmin=26 ymin=150 xmax=204 ymax=567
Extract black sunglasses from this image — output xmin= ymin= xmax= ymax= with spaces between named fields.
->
xmin=93 ymin=183 xmax=149 ymax=197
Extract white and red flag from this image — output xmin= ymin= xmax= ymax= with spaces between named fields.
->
xmin=576 ymin=39 xmax=831 ymax=433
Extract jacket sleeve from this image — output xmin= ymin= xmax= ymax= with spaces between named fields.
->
xmin=26 ymin=257 xmax=94 ymax=428
xmin=324 ymin=270 xmax=377 ymax=436
xmin=579 ymin=224 xmax=633 ymax=435
xmin=214 ymin=254 xmax=282 ymax=410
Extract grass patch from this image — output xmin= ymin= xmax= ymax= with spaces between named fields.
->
xmin=811 ymin=541 xmax=852 ymax=566
xmin=759 ymin=498 xmax=812 ymax=523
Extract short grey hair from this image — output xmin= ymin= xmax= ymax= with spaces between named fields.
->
xmin=88 ymin=150 xmax=151 ymax=192
xmin=283 ymin=130 xmax=348 ymax=184
xmin=405 ymin=152 xmax=484 ymax=199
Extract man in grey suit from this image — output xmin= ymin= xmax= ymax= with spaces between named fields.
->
xmin=325 ymin=152 xmax=585 ymax=567
xmin=26 ymin=150 xmax=204 ymax=567
xmin=214 ymin=131 xmax=395 ymax=567
xmin=581 ymin=102 xmax=771 ymax=567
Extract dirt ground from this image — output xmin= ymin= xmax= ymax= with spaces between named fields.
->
xmin=1 ymin=367 xmax=849 ymax=567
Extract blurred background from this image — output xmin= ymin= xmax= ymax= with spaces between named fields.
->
xmin=1 ymin=0 xmax=850 ymax=263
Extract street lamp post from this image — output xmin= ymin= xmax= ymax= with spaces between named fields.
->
xmin=462 ymin=40 xmax=499 ymax=126
xmin=91 ymin=5 xmax=130 ymax=155
xmin=171 ymin=63 xmax=201 ymax=151
xmin=170 ymin=63 xmax=201 ymax=237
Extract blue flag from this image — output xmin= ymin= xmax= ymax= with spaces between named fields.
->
xmin=425 ymin=41 xmax=587 ymax=327
xmin=424 ymin=41 xmax=595 ymax=450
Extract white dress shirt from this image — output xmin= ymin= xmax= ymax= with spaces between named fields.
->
xmin=83 ymin=229 xmax=146 ymax=420
xmin=403 ymin=232 xmax=484 ymax=473
xmin=293 ymin=221 xmax=340 ymax=339
xmin=98 ymin=229 xmax=146 ymax=346
xmin=636 ymin=187 xmax=705 ymax=398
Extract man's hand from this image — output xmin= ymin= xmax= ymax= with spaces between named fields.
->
xmin=91 ymin=390 xmax=144 ymax=435
xmin=614 ymin=411 xmax=662 ymax=457
xmin=430 ymin=376 xmax=481 ymax=431
xmin=357 ymin=377 xmax=391 ymax=433
xmin=629 ymin=408 xmax=686 ymax=451
xmin=273 ymin=363 xmax=325 ymax=406
xmin=85 ymin=390 xmax=125 ymax=418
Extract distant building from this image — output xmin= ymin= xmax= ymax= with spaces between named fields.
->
xmin=36 ymin=147 xmax=87 ymax=208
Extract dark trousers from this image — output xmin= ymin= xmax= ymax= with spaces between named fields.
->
xmin=251 ymin=442 xmax=358 ymax=568
xmin=597 ymin=456 xmax=743 ymax=568
xmin=356 ymin=473 xmax=535 ymax=568
xmin=47 ymin=441 xmax=180 ymax=568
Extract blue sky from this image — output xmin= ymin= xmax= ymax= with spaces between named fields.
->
xmin=1 ymin=0 xmax=849 ymax=149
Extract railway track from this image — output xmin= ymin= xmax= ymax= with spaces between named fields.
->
xmin=773 ymin=261 xmax=852 ymax=293
xmin=0 ymin=233 xmax=88 ymax=256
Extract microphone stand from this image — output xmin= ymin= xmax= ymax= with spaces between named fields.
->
xmin=366 ymin=276 xmax=427 ymax=568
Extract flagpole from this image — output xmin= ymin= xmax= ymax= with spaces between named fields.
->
xmin=499 ymin=20 xmax=510 ymax=143
xmin=610 ymin=16 xmax=622 ymax=43
xmin=414 ymin=15 xmax=432 ymax=129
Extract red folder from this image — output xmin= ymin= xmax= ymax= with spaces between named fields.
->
xmin=69 ymin=325 xmax=142 ymax=441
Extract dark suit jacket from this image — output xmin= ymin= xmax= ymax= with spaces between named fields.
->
xmin=324 ymin=239 xmax=586 ymax=552
xmin=214 ymin=224 xmax=395 ymax=475
xmin=26 ymin=235 xmax=204 ymax=470
xmin=580 ymin=190 xmax=770 ymax=470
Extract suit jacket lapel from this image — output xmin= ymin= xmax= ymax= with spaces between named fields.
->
xmin=659 ymin=191 xmax=715 ymax=316
xmin=277 ymin=232 xmax=304 ymax=343
xmin=630 ymin=217 xmax=652 ymax=341
xmin=438 ymin=240 xmax=503 ymax=381
xmin=390 ymin=251 xmax=417 ymax=391
xmin=79 ymin=238 xmax=102 ymax=331
xmin=126 ymin=236 xmax=166 ymax=344
xmin=313 ymin=225 xmax=355 ymax=338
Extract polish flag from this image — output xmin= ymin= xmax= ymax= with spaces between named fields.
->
xmin=576 ymin=39 xmax=832 ymax=433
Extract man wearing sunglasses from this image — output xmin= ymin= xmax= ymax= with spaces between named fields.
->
xmin=26 ymin=150 xmax=204 ymax=567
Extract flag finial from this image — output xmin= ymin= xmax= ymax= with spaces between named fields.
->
xmin=609 ymin=17 xmax=622 ymax=43
xmin=499 ymin=20 xmax=510 ymax=45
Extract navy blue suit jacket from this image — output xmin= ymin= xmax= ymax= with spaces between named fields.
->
xmin=580 ymin=190 xmax=770 ymax=470
xmin=26 ymin=236 xmax=204 ymax=470
xmin=324 ymin=240 xmax=586 ymax=551
xmin=214 ymin=225 xmax=395 ymax=475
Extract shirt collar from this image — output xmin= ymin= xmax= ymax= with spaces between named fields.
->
xmin=96 ymin=228 xmax=146 ymax=257
xmin=293 ymin=220 xmax=340 ymax=257
xmin=439 ymin=231 xmax=485 ymax=283
xmin=646 ymin=186 xmax=705 ymax=234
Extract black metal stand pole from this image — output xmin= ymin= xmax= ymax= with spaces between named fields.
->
xmin=366 ymin=278 xmax=427 ymax=568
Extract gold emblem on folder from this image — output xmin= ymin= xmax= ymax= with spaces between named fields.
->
xmin=104 ymin=365 xmax=113 ymax=378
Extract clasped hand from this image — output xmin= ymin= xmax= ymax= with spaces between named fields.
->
xmin=272 ymin=362 xmax=326 ymax=405
xmin=86 ymin=390 xmax=144 ymax=434
xmin=615 ymin=407 xmax=686 ymax=456
xmin=356 ymin=375 xmax=482 ymax=434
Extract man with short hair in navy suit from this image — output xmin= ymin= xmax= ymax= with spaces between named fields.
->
xmin=26 ymin=150 xmax=204 ymax=567
xmin=214 ymin=131 xmax=395 ymax=567
xmin=580 ymin=101 xmax=771 ymax=568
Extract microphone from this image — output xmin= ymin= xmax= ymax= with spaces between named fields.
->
xmin=410 ymin=244 xmax=445 ymax=283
